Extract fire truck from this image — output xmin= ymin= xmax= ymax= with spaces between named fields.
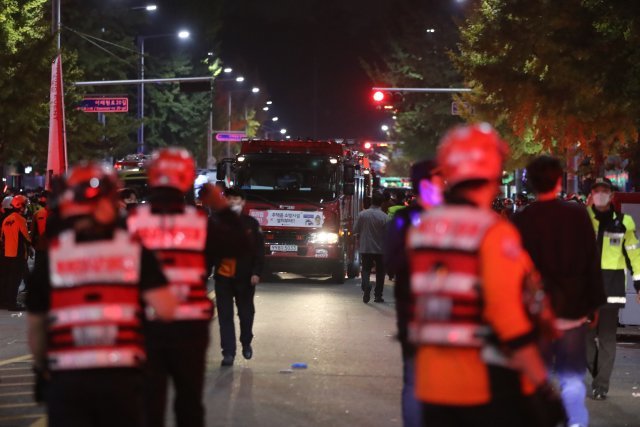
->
xmin=218 ymin=139 xmax=373 ymax=283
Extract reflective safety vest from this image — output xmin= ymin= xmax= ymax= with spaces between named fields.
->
xmin=128 ymin=205 xmax=213 ymax=321
xmin=589 ymin=207 xmax=640 ymax=305
xmin=48 ymin=230 xmax=144 ymax=371
xmin=407 ymin=206 xmax=498 ymax=348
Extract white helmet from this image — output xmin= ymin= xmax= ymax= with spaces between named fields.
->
xmin=1 ymin=196 xmax=13 ymax=210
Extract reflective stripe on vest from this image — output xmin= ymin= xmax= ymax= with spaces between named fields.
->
xmin=128 ymin=205 xmax=212 ymax=321
xmin=47 ymin=230 xmax=144 ymax=371
xmin=48 ymin=347 xmax=145 ymax=371
xmin=49 ymin=230 xmax=141 ymax=287
xmin=408 ymin=323 xmax=492 ymax=347
xmin=127 ymin=205 xmax=207 ymax=251
xmin=607 ymin=296 xmax=627 ymax=304
xmin=408 ymin=206 xmax=498 ymax=347
xmin=50 ymin=304 xmax=139 ymax=328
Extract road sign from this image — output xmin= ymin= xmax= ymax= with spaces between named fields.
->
xmin=79 ymin=96 xmax=128 ymax=113
xmin=215 ymin=132 xmax=246 ymax=142
xmin=451 ymin=101 xmax=473 ymax=116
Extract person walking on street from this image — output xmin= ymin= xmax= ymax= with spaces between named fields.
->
xmin=385 ymin=159 xmax=443 ymax=427
xmin=31 ymin=191 xmax=49 ymax=272
xmin=354 ymin=191 xmax=388 ymax=303
xmin=1 ymin=195 xmax=31 ymax=310
xmin=512 ymin=156 xmax=606 ymax=426
xmin=408 ymin=124 xmax=565 ymax=427
xmin=586 ymin=177 xmax=640 ymax=400
xmin=214 ymin=188 xmax=264 ymax=367
xmin=26 ymin=162 xmax=177 ymax=427
xmin=127 ymin=148 xmax=248 ymax=427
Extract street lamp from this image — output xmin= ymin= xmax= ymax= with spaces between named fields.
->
xmin=252 ymin=87 xmax=260 ymax=93
xmin=381 ymin=124 xmax=389 ymax=132
xmin=137 ymin=30 xmax=191 ymax=154
xmin=266 ymin=100 xmax=273 ymax=105
xmin=280 ymin=128 xmax=287 ymax=134
xmin=236 ymin=76 xmax=245 ymax=82
xmin=272 ymin=117 xmax=279 ymax=122
xmin=223 ymin=67 xmax=233 ymax=73
xmin=263 ymin=107 xmax=269 ymax=111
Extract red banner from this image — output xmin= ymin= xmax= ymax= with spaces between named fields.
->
xmin=46 ymin=54 xmax=68 ymax=189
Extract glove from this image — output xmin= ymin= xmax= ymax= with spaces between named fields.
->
xmin=32 ymin=366 xmax=49 ymax=403
xmin=527 ymin=381 xmax=567 ymax=427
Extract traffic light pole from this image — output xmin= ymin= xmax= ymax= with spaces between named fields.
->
xmin=371 ymin=87 xmax=472 ymax=93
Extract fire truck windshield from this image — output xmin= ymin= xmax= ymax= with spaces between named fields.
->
xmin=236 ymin=155 xmax=339 ymax=201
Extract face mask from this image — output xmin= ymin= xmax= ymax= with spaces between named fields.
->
xmin=230 ymin=204 xmax=243 ymax=215
xmin=593 ymin=193 xmax=611 ymax=208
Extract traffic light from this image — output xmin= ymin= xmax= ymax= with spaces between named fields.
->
xmin=371 ymin=90 xmax=403 ymax=111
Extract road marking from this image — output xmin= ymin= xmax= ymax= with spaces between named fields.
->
xmin=0 ymin=373 xmax=33 ymax=378
xmin=0 ymin=382 xmax=34 ymax=387
xmin=0 ymin=354 xmax=31 ymax=367
xmin=29 ymin=417 xmax=47 ymax=427
xmin=0 ymin=391 xmax=32 ymax=397
xmin=0 ymin=415 xmax=43 ymax=423
xmin=0 ymin=402 xmax=38 ymax=409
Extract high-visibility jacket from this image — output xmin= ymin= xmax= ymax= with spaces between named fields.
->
xmin=47 ymin=230 xmax=145 ymax=371
xmin=127 ymin=205 xmax=213 ymax=321
xmin=588 ymin=206 xmax=640 ymax=306
xmin=1 ymin=212 xmax=30 ymax=258
xmin=408 ymin=205 xmax=542 ymax=406
xmin=32 ymin=207 xmax=48 ymax=251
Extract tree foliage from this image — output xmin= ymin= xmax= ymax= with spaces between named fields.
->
xmin=454 ymin=0 xmax=640 ymax=167
xmin=0 ymin=0 xmax=54 ymax=170
xmin=362 ymin=3 xmax=465 ymax=166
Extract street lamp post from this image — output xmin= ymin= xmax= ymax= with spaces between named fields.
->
xmin=137 ymin=30 xmax=190 ymax=154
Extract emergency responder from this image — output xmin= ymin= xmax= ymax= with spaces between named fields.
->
xmin=513 ymin=156 xmax=606 ymax=426
xmin=408 ymin=123 xmax=565 ymax=427
xmin=215 ymin=187 xmax=264 ymax=367
xmin=26 ymin=162 xmax=176 ymax=427
xmin=127 ymin=147 xmax=248 ymax=427
xmin=385 ymin=159 xmax=443 ymax=427
xmin=586 ymin=177 xmax=640 ymax=400
xmin=1 ymin=195 xmax=31 ymax=310
xmin=31 ymin=191 xmax=49 ymax=271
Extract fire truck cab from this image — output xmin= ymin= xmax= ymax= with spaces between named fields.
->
xmin=218 ymin=139 xmax=370 ymax=283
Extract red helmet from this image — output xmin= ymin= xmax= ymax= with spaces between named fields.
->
xmin=10 ymin=195 xmax=27 ymax=210
xmin=147 ymin=147 xmax=195 ymax=193
xmin=59 ymin=162 xmax=121 ymax=219
xmin=437 ymin=123 xmax=509 ymax=188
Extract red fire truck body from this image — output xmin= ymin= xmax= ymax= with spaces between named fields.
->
xmin=221 ymin=139 xmax=372 ymax=283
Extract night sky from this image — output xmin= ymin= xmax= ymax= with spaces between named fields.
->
xmin=156 ymin=0 xmax=452 ymax=140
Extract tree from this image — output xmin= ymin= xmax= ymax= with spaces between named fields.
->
xmin=362 ymin=1 xmax=465 ymax=165
xmin=454 ymin=0 xmax=640 ymax=169
xmin=0 ymin=0 xmax=54 ymax=172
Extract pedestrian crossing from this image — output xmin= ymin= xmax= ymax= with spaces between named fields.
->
xmin=0 ymin=355 xmax=45 ymax=427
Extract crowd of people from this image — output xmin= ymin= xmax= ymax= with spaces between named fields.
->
xmin=351 ymin=123 xmax=640 ymax=427
xmin=10 ymin=148 xmax=264 ymax=427
xmin=3 ymin=122 xmax=639 ymax=426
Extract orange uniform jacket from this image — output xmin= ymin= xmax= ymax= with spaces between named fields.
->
xmin=1 ymin=212 xmax=31 ymax=258
xmin=31 ymin=207 xmax=48 ymax=251
xmin=415 ymin=221 xmax=536 ymax=406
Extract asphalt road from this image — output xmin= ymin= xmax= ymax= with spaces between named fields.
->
xmin=1 ymin=275 xmax=639 ymax=426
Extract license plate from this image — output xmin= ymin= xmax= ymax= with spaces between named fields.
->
xmin=270 ymin=245 xmax=298 ymax=252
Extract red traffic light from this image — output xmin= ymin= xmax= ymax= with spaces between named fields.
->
xmin=372 ymin=91 xmax=385 ymax=102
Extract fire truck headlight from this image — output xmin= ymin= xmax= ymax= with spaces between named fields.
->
xmin=309 ymin=231 xmax=339 ymax=245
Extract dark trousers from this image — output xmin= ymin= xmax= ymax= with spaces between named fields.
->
xmin=144 ymin=325 xmax=210 ymax=427
xmin=586 ymin=305 xmax=619 ymax=393
xmin=402 ymin=353 xmax=422 ymax=427
xmin=215 ymin=276 xmax=256 ymax=357
xmin=48 ymin=369 xmax=143 ymax=427
xmin=1 ymin=257 xmax=25 ymax=308
xmin=361 ymin=253 xmax=385 ymax=298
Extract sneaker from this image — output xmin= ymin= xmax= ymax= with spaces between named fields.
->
xmin=592 ymin=389 xmax=607 ymax=400
xmin=374 ymin=297 xmax=385 ymax=303
xmin=363 ymin=286 xmax=371 ymax=304
xmin=242 ymin=345 xmax=253 ymax=360
xmin=221 ymin=355 xmax=234 ymax=367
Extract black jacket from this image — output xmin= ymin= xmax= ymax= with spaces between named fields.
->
xmin=512 ymin=200 xmax=606 ymax=319
xmin=384 ymin=204 xmax=423 ymax=357
xmin=215 ymin=213 xmax=264 ymax=282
